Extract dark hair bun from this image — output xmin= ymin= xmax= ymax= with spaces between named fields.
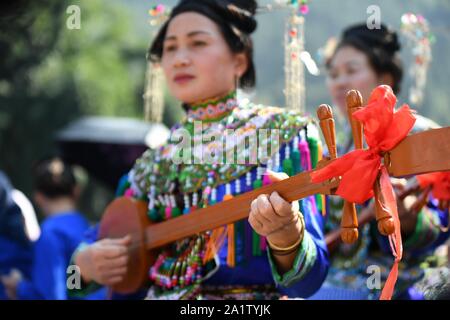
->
xmin=33 ymin=157 xmax=77 ymax=199
xmin=176 ymin=0 xmax=258 ymax=34
xmin=343 ymin=23 xmax=401 ymax=55
xmin=224 ymin=0 xmax=258 ymax=33
xmin=227 ymin=0 xmax=257 ymax=14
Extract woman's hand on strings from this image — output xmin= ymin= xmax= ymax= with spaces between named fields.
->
xmin=74 ymin=235 xmax=131 ymax=286
xmin=248 ymin=170 xmax=304 ymax=249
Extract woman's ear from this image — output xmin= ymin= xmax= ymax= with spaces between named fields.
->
xmin=33 ymin=192 xmax=46 ymax=210
xmin=379 ymin=73 xmax=394 ymax=89
xmin=72 ymin=185 xmax=81 ymax=201
xmin=234 ymin=52 xmax=248 ymax=78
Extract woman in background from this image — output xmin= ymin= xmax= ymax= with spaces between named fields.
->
xmin=312 ymin=23 xmax=449 ymax=300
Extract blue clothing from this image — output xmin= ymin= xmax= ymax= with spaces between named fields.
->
xmin=0 ymin=171 xmax=29 ymax=246
xmin=0 ymin=235 xmax=32 ymax=300
xmin=17 ymin=211 xmax=106 ymax=300
xmin=0 ymin=171 xmax=32 ymax=300
xmin=78 ymin=173 xmax=329 ymax=300
xmin=72 ymin=103 xmax=330 ymax=299
xmin=202 ymin=170 xmax=328 ymax=298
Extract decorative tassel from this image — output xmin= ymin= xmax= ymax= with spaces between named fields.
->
xmin=307 ymin=136 xmax=319 ymax=169
xmin=202 ymin=186 xmax=211 ymax=208
xmin=143 ymin=62 xmax=165 ymax=123
xmin=234 ymin=178 xmax=245 ymax=265
xmin=116 ymin=175 xmax=131 ymax=197
xmin=170 ymin=195 xmax=181 ymax=217
xmin=260 ymin=236 xmax=267 ymax=252
xmin=273 ymin=151 xmax=281 ymax=172
xmin=164 ymin=194 xmax=172 ymax=220
xmin=252 ymin=168 xmax=263 ymax=256
xmin=203 ymin=226 xmax=228 ymax=264
xmin=245 ymin=220 xmax=253 ymax=260
xmin=310 ymin=139 xmax=324 ymax=214
xmin=322 ymin=193 xmax=328 ymax=217
xmin=317 ymin=139 xmax=323 ymax=162
xmin=282 ymin=144 xmax=294 ymax=177
xmin=223 ymin=183 xmax=235 ymax=267
xmin=227 ymin=224 xmax=236 ymax=267
xmin=263 ymin=171 xmax=272 ymax=186
xmin=292 ymin=136 xmax=301 ymax=174
xmin=299 ymin=140 xmax=311 ymax=170
xmin=260 ymin=146 xmax=272 ymax=254
xmin=299 ymin=137 xmax=319 ymax=215
xmin=253 ymin=229 xmax=261 ymax=256
xmin=191 ymin=192 xmax=198 ymax=212
xmin=147 ymin=185 xmax=160 ymax=222
xmin=253 ymin=167 xmax=263 ymax=189
xmin=244 ymin=171 xmax=253 ymax=260
xmin=245 ymin=171 xmax=253 ymax=192
xmin=210 ymin=187 xmax=217 ymax=205
xmin=223 ymin=183 xmax=233 ymax=201
xmin=148 ymin=207 xmax=159 ymax=222
xmin=183 ymin=194 xmax=190 ymax=214
xmin=157 ymin=195 xmax=166 ymax=220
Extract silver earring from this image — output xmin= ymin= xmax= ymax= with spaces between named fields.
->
xmin=235 ymin=76 xmax=241 ymax=102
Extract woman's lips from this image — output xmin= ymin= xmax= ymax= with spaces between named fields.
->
xmin=174 ymin=74 xmax=195 ymax=85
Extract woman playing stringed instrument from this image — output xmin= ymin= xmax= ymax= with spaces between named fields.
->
xmin=314 ymin=22 xmax=449 ymax=300
xmin=69 ymin=0 xmax=329 ymax=300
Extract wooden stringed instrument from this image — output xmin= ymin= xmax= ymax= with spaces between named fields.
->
xmin=98 ymin=90 xmax=450 ymax=294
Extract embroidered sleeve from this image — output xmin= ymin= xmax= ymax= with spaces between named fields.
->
xmin=266 ymin=230 xmax=318 ymax=287
xmin=403 ymin=207 xmax=442 ymax=251
xmin=67 ymin=226 xmax=103 ymax=298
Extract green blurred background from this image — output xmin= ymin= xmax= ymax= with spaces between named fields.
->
xmin=1 ymin=0 xmax=449 ymax=221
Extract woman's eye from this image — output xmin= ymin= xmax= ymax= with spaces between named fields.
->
xmin=347 ymin=66 xmax=361 ymax=75
xmin=192 ymin=41 xmax=207 ymax=47
xmin=347 ymin=69 xmax=359 ymax=76
xmin=164 ymin=45 xmax=176 ymax=52
xmin=328 ymin=71 xmax=338 ymax=79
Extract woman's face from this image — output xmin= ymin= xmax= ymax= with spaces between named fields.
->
xmin=326 ymin=46 xmax=381 ymax=113
xmin=161 ymin=12 xmax=246 ymax=104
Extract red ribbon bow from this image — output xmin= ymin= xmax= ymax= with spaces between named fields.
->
xmin=311 ymin=85 xmax=416 ymax=203
xmin=311 ymin=85 xmax=416 ymax=300
xmin=417 ymin=172 xmax=450 ymax=201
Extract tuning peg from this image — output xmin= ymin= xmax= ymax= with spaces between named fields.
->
xmin=340 ymin=90 xmax=364 ymax=244
xmin=346 ymin=90 xmax=364 ymax=150
xmin=317 ymin=104 xmax=337 ymax=160
xmin=373 ymin=174 xmax=395 ymax=236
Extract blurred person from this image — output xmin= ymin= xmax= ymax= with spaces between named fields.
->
xmin=1 ymin=157 xmax=106 ymax=300
xmin=0 ymin=170 xmax=34 ymax=300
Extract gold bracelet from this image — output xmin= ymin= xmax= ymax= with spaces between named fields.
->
xmin=267 ymin=212 xmax=305 ymax=252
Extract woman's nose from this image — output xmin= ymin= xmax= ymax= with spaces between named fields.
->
xmin=333 ymin=74 xmax=350 ymax=89
xmin=173 ymin=49 xmax=191 ymax=68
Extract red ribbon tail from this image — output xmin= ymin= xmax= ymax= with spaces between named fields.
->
xmin=380 ymin=259 xmax=399 ymax=300
xmin=379 ymin=166 xmax=403 ymax=300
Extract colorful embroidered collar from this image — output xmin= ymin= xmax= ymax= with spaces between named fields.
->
xmin=187 ymin=91 xmax=238 ymax=122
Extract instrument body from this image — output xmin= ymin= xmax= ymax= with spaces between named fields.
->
xmin=98 ymin=198 xmax=152 ymax=294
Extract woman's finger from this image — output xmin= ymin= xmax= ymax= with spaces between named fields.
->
xmin=256 ymin=194 xmax=277 ymax=223
xmin=269 ymin=191 xmax=294 ymax=217
xmin=248 ymin=210 xmax=264 ymax=234
xmin=100 ymin=245 xmax=129 ymax=260
xmin=101 ymin=255 xmax=128 ymax=269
